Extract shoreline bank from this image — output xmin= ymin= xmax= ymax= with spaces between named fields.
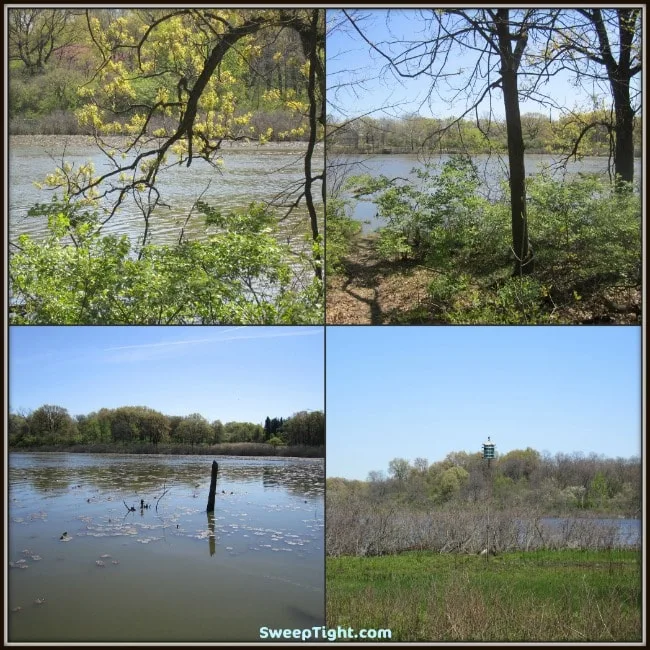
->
xmin=9 ymin=443 xmax=325 ymax=458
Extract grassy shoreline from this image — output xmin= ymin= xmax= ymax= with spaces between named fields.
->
xmin=8 ymin=442 xmax=324 ymax=458
xmin=327 ymin=549 xmax=642 ymax=641
xmin=8 ymin=132 xmax=322 ymax=152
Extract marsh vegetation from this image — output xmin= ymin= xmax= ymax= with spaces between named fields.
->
xmin=326 ymin=450 xmax=641 ymax=641
xmin=327 ymin=550 xmax=641 ymax=641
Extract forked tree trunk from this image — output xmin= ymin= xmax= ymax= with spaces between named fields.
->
xmin=591 ymin=8 xmax=639 ymax=190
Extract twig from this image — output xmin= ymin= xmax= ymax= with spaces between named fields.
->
xmin=156 ymin=483 xmax=171 ymax=512
xmin=179 ymin=180 xmax=212 ymax=245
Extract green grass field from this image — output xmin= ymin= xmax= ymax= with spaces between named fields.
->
xmin=327 ymin=550 xmax=642 ymax=642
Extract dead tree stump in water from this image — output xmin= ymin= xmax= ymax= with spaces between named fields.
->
xmin=206 ymin=460 xmax=219 ymax=513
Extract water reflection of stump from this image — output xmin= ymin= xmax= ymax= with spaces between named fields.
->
xmin=207 ymin=512 xmax=216 ymax=557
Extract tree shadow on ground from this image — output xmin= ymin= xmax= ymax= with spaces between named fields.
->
xmin=326 ymin=235 xmax=445 ymax=325
xmin=326 ymin=235 xmax=641 ymax=325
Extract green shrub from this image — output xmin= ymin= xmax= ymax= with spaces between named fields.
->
xmin=349 ymin=155 xmax=486 ymax=262
xmin=527 ymin=173 xmax=641 ymax=292
xmin=343 ymin=158 xmax=640 ymax=323
xmin=427 ymin=272 xmax=471 ymax=307
xmin=325 ymin=198 xmax=361 ymax=275
xmin=377 ymin=228 xmax=411 ymax=261
xmin=10 ymin=199 xmax=323 ymax=324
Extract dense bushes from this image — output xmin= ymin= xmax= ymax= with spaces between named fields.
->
xmin=526 ymin=173 xmax=641 ymax=293
xmin=325 ymin=197 xmax=362 ymax=276
xmin=10 ymin=201 xmax=322 ymax=325
xmin=327 ymin=450 xmax=641 ymax=556
xmin=342 ymin=156 xmax=641 ymax=324
xmin=327 ymin=500 xmax=638 ymax=557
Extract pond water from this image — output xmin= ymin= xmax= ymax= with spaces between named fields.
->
xmin=8 ymin=136 xmax=323 ymax=246
xmin=7 ymin=452 xmax=324 ymax=642
xmin=334 ymin=153 xmax=642 ymax=233
xmin=536 ymin=516 xmax=641 ymax=548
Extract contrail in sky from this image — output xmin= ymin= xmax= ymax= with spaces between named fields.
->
xmin=104 ymin=326 xmax=321 ymax=352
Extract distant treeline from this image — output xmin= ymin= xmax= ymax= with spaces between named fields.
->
xmin=327 ymin=449 xmax=641 ymax=557
xmin=8 ymin=404 xmax=325 ymax=451
xmin=328 ymin=112 xmax=642 ymax=157
xmin=8 ymin=8 xmax=312 ymax=139
xmin=329 ymin=448 xmax=641 ymax=516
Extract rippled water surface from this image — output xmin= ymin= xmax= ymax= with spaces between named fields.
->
xmin=8 ymin=452 xmax=324 ymax=642
xmin=9 ymin=136 xmax=323 ymax=245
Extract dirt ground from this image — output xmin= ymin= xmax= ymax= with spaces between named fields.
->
xmin=326 ymin=234 xmax=641 ymax=325
xmin=326 ymin=235 xmax=443 ymax=325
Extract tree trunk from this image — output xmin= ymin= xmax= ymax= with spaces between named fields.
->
xmin=612 ymin=78 xmax=635 ymax=188
xmin=590 ymin=9 xmax=639 ymax=189
xmin=610 ymin=9 xmax=638 ymax=188
xmin=495 ymin=9 xmax=533 ymax=275
xmin=302 ymin=9 xmax=323 ymax=280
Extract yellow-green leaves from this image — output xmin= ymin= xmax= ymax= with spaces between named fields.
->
xmin=76 ymin=104 xmax=104 ymax=130
xmin=10 ymin=200 xmax=323 ymax=324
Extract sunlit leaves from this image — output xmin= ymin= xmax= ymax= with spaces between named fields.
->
xmin=76 ymin=103 xmax=104 ymax=130
xmin=10 ymin=201 xmax=323 ymax=324
xmin=12 ymin=8 xmax=324 ymax=320
xmin=526 ymin=171 xmax=641 ymax=286
xmin=324 ymin=198 xmax=361 ymax=277
xmin=348 ymin=156 xmax=484 ymax=261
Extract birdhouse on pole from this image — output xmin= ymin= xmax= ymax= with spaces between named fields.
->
xmin=482 ymin=437 xmax=495 ymax=460
xmin=481 ymin=436 xmax=496 ymax=562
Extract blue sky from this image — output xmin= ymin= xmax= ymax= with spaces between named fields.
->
xmin=9 ymin=327 xmax=324 ymax=424
xmin=327 ymin=8 xmax=634 ymax=121
xmin=326 ymin=327 xmax=642 ymax=479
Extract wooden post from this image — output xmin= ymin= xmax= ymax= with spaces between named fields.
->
xmin=206 ymin=460 xmax=218 ymax=513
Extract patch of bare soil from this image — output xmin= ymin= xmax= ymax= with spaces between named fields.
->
xmin=557 ymin=286 xmax=641 ymax=324
xmin=326 ymin=234 xmax=443 ymax=325
xmin=326 ymin=235 xmax=642 ymax=325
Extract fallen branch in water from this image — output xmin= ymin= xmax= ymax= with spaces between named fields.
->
xmin=156 ymin=483 xmax=171 ymax=512
xmin=123 ymin=500 xmax=136 ymax=512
